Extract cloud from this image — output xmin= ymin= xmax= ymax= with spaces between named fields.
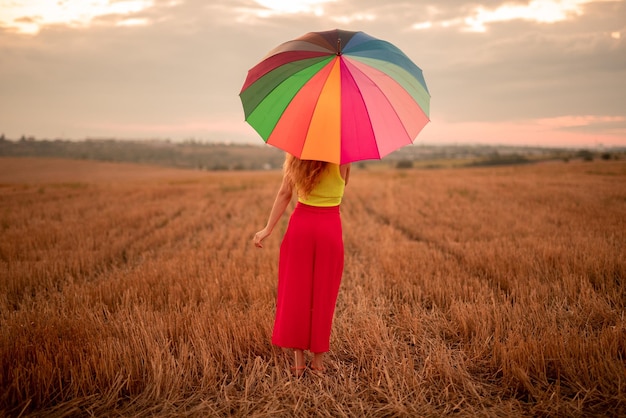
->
xmin=549 ymin=115 xmax=626 ymax=135
xmin=0 ymin=0 xmax=155 ymax=34
xmin=423 ymin=115 xmax=626 ymax=147
xmin=420 ymin=0 xmax=600 ymax=32
xmin=84 ymin=114 xmax=256 ymax=142
xmin=248 ymin=0 xmax=335 ymax=17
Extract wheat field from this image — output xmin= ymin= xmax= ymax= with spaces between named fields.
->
xmin=1 ymin=157 xmax=625 ymax=417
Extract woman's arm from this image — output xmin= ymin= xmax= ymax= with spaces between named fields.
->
xmin=340 ymin=163 xmax=351 ymax=186
xmin=253 ymin=174 xmax=294 ymax=248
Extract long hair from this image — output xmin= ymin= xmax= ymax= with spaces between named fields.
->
xmin=284 ymin=154 xmax=328 ymax=199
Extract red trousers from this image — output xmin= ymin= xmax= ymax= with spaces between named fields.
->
xmin=272 ymin=203 xmax=344 ymax=353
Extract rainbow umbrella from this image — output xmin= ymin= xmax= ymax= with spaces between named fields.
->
xmin=239 ymin=29 xmax=430 ymax=164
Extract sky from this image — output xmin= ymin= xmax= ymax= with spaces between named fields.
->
xmin=0 ymin=0 xmax=625 ymax=148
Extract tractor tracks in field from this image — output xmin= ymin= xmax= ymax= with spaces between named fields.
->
xmin=357 ymin=201 xmax=514 ymax=297
xmin=358 ymin=200 xmax=464 ymax=264
xmin=88 ymin=206 xmax=189 ymax=281
xmin=361 ymin=201 xmax=511 ymax=298
xmin=359 ymin=199 xmax=510 ymax=295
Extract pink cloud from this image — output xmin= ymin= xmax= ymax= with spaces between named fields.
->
xmin=84 ymin=115 xmax=256 ymax=138
xmin=420 ymin=116 xmax=626 ymax=147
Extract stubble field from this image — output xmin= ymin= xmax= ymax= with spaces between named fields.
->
xmin=1 ymin=157 xmax=625 ymax=417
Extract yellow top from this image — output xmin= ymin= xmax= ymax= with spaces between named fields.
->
xmin=297 ymin=163 xmax=345 ymax=207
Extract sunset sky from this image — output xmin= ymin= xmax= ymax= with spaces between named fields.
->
xmin=1 ymin=0 xmax=625 ymax=148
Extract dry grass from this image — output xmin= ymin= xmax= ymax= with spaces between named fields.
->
xmin=1 ymin=157 xmax=625 ymax=417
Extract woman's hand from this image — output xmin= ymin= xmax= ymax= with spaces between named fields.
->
xmin=254 ymin=173 xmax=293 ymax=249
xmin=253 ymin=228 xmax=271 ymax=248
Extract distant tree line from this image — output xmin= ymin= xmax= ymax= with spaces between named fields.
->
xmin=0 ymin=137 xmax=285 ymax=171
xmin=0 ymin=136 xmax=623 ymax=170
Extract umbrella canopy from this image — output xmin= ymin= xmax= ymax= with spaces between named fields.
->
xmin=239 ymin=29 xmax=430 ymax=164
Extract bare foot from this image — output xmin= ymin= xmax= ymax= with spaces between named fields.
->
xmin=310 ymin=352 xmax=325 ymax=373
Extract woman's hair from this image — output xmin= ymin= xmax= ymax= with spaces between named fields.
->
xmin=284 ymin=154 xmax=327 ymax=198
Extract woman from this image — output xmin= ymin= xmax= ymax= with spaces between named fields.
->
xmin=254 ymin=154 xmax=351 ymax=376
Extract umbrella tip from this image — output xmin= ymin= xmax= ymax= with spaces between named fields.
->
xmin=337 ymin=37 xmax=342 ymax=55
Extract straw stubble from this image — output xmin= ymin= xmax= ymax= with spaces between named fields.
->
xmin=0 ymin=158 xmax=624 ymax=417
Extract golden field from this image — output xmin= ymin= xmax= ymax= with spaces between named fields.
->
xmin=0 ymin=157 xmax=624 ymax=417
